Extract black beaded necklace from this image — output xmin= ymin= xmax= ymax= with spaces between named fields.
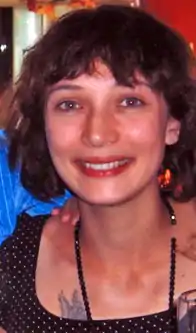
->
xmin=74 ymin=199 xmax=177 ymax=330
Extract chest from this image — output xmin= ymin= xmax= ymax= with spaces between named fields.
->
xmin=36 ymin=253 xmax=173 ymax=321
xmin=4 ymin=262 xmax=175 ymax=333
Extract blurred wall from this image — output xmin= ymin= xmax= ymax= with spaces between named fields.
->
xmin=13 ymin=7 xmax=43 ymax=79
xmin=143 ymin=0 xmax=196 ymax=51
xmin=0 ymin=8 xmax=13 ymax=90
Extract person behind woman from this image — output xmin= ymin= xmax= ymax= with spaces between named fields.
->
xmin=0 ymin=126 xmax=74 ymax=243
xmin=1 ymin=4 xmax=196 ymax=333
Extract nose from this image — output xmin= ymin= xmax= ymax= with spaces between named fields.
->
xmin=81 ymin=112 xmax=119 ymax=148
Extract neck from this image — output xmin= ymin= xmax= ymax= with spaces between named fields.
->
xmin=78 ymin=184 xmax=171 ymax=270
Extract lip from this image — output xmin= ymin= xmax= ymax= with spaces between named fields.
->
xmin=75 ymin=156 xmax=130 ymax=163
xmin=74 ymin=156 xmax=134 ymax=178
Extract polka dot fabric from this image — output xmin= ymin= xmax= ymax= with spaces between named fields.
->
xmin=0 ymin=214 xmax=177 ymax=333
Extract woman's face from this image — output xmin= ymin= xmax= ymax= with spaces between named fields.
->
xmin=45 ymin=62 xmax=180 ymax=205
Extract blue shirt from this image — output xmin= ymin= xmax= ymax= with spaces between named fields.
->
xmin=0 ymin=130 xmax=71 ymax=244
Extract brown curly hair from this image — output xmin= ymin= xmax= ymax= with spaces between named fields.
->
xmin=5 ymin=4 xmax=196 ymax=202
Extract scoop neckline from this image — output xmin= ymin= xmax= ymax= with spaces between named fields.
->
xmin=26 ymin=214 xmax=171 ymax=325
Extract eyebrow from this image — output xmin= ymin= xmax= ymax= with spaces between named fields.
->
xmin=48 ymin=84 xmax=83 ymax=95
xmin=47 ymin=81 xmax=153 ymax=97
xmin=127 ymin=81 xmax=153 ymax=90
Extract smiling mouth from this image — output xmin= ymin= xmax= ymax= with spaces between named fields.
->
xmin=75 ymin=158 xmax=133 ymax=177
xmin=83 ymin=159 xmax=129 ymax=170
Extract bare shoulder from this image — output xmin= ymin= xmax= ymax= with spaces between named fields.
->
xmin=178 ymin=232 xmax=196 ymax=262
xmin=171 ymin=198 xmax=196 ymax=262
xmin=41 ymin=215 xmax=75 ymax=260
xmin=43 ymin=214 xmax=73 ymax=238
xmin=35 ymin=216 xmax=85 ymax=320
xmin=166 ymin=199 xmax=196 ymax=295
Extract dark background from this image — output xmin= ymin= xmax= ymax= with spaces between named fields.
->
xmin=0 ymin=7 xmax=13 ymax=94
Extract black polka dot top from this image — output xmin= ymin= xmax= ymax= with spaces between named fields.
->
xmin=0 ymin=214 xmax=177 ymax=333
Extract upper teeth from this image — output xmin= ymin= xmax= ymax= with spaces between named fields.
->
xmin=84 ymin=159 xmax=128 ymax=170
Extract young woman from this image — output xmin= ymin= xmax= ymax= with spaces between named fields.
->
xmin=1 ymin=4 xmax=196 ymax=332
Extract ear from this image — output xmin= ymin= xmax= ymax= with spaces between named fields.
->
xmin=165 ymin=117 xmax=181 ymax=145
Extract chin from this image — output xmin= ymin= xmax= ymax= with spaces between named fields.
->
xmin=78 ymin=192 xmax=131 ymax=207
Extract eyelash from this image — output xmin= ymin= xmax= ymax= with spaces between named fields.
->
xmin=119 ymin=97 xmax=145 ymax=108
xmin=54 ymin=97 xmax=145 ymax=112
xmin=56 ymin=100 xmax=82 ymax=111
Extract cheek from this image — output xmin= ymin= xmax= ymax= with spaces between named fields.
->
xmin=122 ymin=116 xmax=168 ymax=178
xmin=123 ymin=116 xmax=167 ymax=151
xmin=45 ymin=114 xmax=80 ymax=154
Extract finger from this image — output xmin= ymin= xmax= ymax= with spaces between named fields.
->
xmin=51 ymin=208 xmax=60 ymax=216
xmin=61 ymin=214 xmax=71 ymax=222
xmin=61 ymin=213 xmax=78 ymax=224
xmin=71 ymin=216 xmax=79 ymax=226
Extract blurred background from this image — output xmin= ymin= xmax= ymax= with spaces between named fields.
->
xmin=0 ymin=0 xmax=195 ymax=100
